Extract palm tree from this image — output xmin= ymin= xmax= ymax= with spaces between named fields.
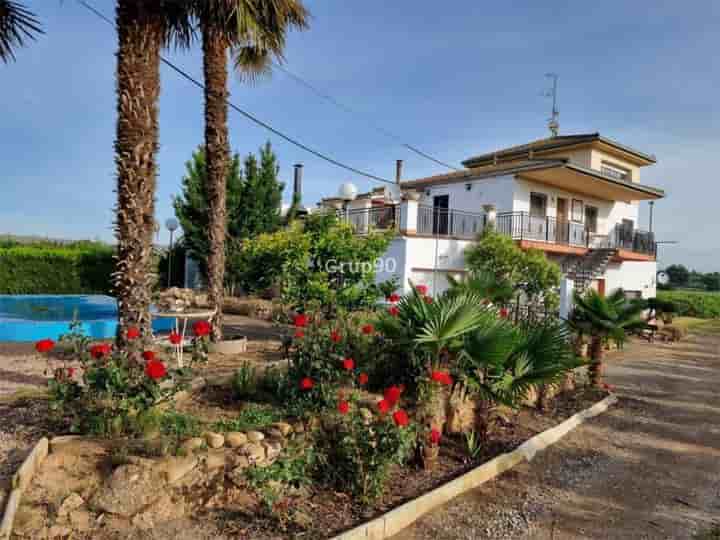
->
xmin=113 ymin=1 xmax=192 ymax=340
xmin=193 ymin=0 xmax=309 ymax=341
xmin=0 ymin=0 xmax=42 ymax=63
xmin=571 ymin=288 xmax=647 ymax=386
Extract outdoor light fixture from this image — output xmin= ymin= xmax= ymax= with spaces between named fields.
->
xmin=465 ymin=183 xmax=472 ymax=191
xmin=165 ymin=218 xmax=179 ymax=288
xmin=338 ymin=182 xmax=358 ymax=202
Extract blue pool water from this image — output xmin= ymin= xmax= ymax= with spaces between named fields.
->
xmin=0 ymin=295 xmax=173 ymax=342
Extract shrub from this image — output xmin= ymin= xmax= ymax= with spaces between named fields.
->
xmin=0 ymin=243 xmax=114 ymax=294
xmin=657 ymin=290 xmax=720 ymax=319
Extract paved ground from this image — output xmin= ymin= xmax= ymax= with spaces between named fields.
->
xmin=392 ymin=323 xmax=720 ymax=540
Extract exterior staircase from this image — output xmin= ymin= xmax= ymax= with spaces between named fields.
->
xmin=562 ymin=248 xmax=617 ymax=294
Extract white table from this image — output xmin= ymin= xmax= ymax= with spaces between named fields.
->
xmin=153 ymin=309 xmax=216 ymax=368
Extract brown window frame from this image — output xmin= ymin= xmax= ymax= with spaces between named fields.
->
xmin=571 ymin=199 xmax=584 ymax=222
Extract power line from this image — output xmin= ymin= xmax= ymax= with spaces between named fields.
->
xmin=271 ymin=62 xmax=461 ymax=171
xmin=76 ymin=0 xmax=397 ymax=185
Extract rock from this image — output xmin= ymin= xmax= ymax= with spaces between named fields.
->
xmin=271 ymin=422 xmax=293 ymax=436
xmin=228 ymin=454 xmax=250 ymax=470
xmin=204 ymin=449 xmax=226 ymax=471
xmin=228 ymin=463 xmax=250 ymax=488
xmin=160 ymin=455 xmax=198 ymax=484
xmin=262 ymin=441 xmax=282 ymax=461
xmin=69 ymin=509 xmax=92 ymax=531
xmin=238 ymin=443 xmax=265 ymax=464
xmin=180 ymin=437 xmax=204 ymax=453
xmin=264 ymin=428 xmax=284 ymax=440
xmin=226 ymin=432 xmax=247 ymax=448
xmin=58 ymin=492 xmax=85 ymax=517
xmin=131 ymin=492 xmax=185 ymax=530
xmin=205 ymin=432 xmax=225 ymax=449
xmin=13 ymin=505 xmax=45 ymax=537
xmin=48 ymin=525 xmax=72 ymax=537
xmin=246 ymin=431 xmax=265 ymax=443
xmin=291 ymin=509 xmax=313 ymax=529
xmin=292 ymin=422 xmax=305 ymax=434
xmin=91 ymin=464 xmax=166 ymax=517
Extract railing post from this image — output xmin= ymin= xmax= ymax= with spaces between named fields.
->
xmin=520 ymin=212 xmax=524 ymax=241
xmin=545 ymin=216 xmax=550 ymax=242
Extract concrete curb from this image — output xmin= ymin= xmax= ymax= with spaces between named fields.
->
xmin=331 ymin=394 xmax=618 ymax=540
xmin=0 ymin=437 xmax=49 ymax=540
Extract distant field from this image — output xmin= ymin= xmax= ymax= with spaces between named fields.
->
xmin=658 ymin=289 xmax=720 ymax=319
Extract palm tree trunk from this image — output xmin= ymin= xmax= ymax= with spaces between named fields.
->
xmin=588 ymin=335 xmax=604 ymax=386
xmin=202 ymin=24 xmax=230 ymax=342
xmin=114 ymin=0 xmax=162 ymax=342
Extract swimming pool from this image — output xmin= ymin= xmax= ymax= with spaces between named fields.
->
xmin=0 ymin=295 xmax=173 ymax=342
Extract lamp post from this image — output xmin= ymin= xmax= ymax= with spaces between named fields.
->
xmin=165 ymin=218 xmax=179 ymax=288
xmin=648 ymin=201 xmax=655 ymax=233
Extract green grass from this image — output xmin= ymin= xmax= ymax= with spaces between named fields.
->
xmin=211 ymin=403 xmax=282 ymax=433
xmin=671 ymin=317 xmax=720 ymax=335
xmin=658 ymin=290 xmax=720 ymax=319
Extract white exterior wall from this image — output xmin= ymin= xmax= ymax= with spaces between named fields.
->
xmin=417 ymin=175 xmax=515 ymax=213
xmin=604 ymin=261 xmax=657 ymax=299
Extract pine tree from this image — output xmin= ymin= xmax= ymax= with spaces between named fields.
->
xmin=236 ymin=141 xmax=284 ymax=237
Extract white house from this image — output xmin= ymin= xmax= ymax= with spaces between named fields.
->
xmin=323 ymin=133 xmax=665 ymax=305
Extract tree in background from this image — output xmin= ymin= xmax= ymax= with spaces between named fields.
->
xmin=701 ymin=272 xmax=720 ymax=292
xmin=235 ymin=142 xmax=284 ymax=237
xmin=0 ymin=0 xmax=42 ymax=63
xmin=665 ymin=264 xmax=690 ymax=287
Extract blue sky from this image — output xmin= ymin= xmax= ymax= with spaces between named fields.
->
xmin=1 ymin=0 xmax=718 ymax=270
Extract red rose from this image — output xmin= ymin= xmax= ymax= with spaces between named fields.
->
xmin=145 ymin=360 xmax=167 ymax=380
xmin=430 ymin=370 xmax=453 ymax=386
xmin=126 ymin=327 xmax=140 ymax=340
xmin=499 ymin=307 xmax=509 ymax=319
xmin=90 ymin=343 xmax=111 ymax=359
xmin=384 ymin=385 xmax=402 ymax=406
xmin=424 ymin=296 xmax=433 ymax=304
xmin=429 ymin=428 xmax=441 ymax=445
xmin=294 ymin=314 xmax=308 ymax=328
xmin=377 ymin=399 xmax=390 ymax=414
xmin=358 ymin=372 xmax=369 ymax=386
xmin=299 ymin=377 xmax=314 ymax=391
xmin=338 ymin=401 xmax=350 ymax=415
xmin=67 ymin=367 xmax=76 ymax=378
xmin=294 ymin=329 xmax=305 ymax=339
xmin=416 ymin=285 xmax=428 ymax=295
xmin=142 ymin=350 xmax=156 ymax=362
xmin=388 ymin=306 xmax=400 ymax=317
xmin=35 ymin=339 xmax=55 ymax=353
xmin=393 ymin=409 xmax=409 ymax=427
xmin=342 ymin=358 xmax=355 ymax=371
xmin=169 ymin=332 xmax=182 ymax=345
xmin=330 ymin=330 xmax=342 ymax=343
xmin=361 ymin=324 xmax=374 ymax=335
xmin=193 ymin=320 xmax=211 ymax=337
xmin=387 ymin=293 xmax=401 ymax=303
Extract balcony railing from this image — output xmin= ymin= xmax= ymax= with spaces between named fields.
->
xmin=417 ymin=206 xmax=485 ymax=240
xmin=343 ymin=205 xmax=399 ymax=234
xmin=496 ymin=212 xmax=588 ymax=247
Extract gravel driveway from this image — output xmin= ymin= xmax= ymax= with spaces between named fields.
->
xmin=391 ymin=324 xmax=720 ymax=540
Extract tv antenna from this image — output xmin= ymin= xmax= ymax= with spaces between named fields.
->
xmin=544 ymin=73 xmax=560 ymax=137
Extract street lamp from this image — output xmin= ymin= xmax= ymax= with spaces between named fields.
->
xmin=165 ymin=218 xmax=179 ymax=288
xmin=338 ymin=182 xmax=358 ymax=222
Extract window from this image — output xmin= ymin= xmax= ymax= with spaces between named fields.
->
xmin=571 ymin=199 xmax=584 ymax=222
xmin=601 ymin=161 xmax=631 ymax=181
xmin=529 ymin=192 xmax=547 ymax=217
xmin=585 ymin=205 xmax=598 ymax=233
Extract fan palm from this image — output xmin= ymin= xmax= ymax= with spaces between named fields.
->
xmin=571 ymin=288 xmax=647 ymax=386
xmin=188 ymin=1 xmax=308 ymax=340
xmin=0 ymin=0 xmax=42 ymax=63
xmin=446 ymin=270 xmax=515 ymax=305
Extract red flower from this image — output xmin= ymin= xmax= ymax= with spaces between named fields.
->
xmin=145 ymin=360 xmax=167 ymax=380
xmin=384 ymin=385 xmax=402 ymax=406
xmin=169 ymin=332 xmax=182 ymax=345
xmin=424 ymin=296 xmax=433 ymax=304
xmin=430 ymin=370 xmax=453 ymax=386
xmin=90 ymin=343 xmax=111 ymax=359
xmin=342 ymin=358 xmax=355 ymax=371
xmin=35 ymin=339 xmax=55 ymax=354
xmin=393 ymin=409 xmax=409 ymax=427
xmin=377 ymin=399 xmax=390 ymax=414
xmin=294 ymin=314 xmax=308 ymax=328
xmin=338 ymin=401 xmax=350 ymax=415
xmin=193 ymin=320 xmax=211 ymax=337
xmin=361 ymin=324 xmax=374 ymax=335
xmin=126 ymin=327 xmax=140 ymax=340
xmin=415 ymin=285 xmax=428 ymax=295
xmin=330 ymin=330 xmax=342 ymax=343
xmin=387 ymin=293 xmax=401 ymax=303
xmin=142 ymin=350 xmax=156 ymax=362
xmin=294 ymin=329 xmax=305 ymax=339
xmin=388 ymin=306 xmax=400 ymax=317
xmin=299 ymin=377 xmax=314 ymax=391
xmin=67 ymin=367 xmax=76 ymax=378
xmin=499 ymin=307 xmax=509 ymax=319
xmin=358 ymin=372 xmax=369 ymax=386
xmin=429 ymin=428 xmax=441 ymax=445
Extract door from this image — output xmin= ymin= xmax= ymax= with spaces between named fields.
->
xmin=529 ymin=193 xmax=547 ymax=240
xmin=620 ymin=218 xmax=634 ymax=249
xmin=433 ymin=195 xmax=449 ymax=235
xmin=585 ymin=206 xmax=598 ymax=234
xmin=556 ymin=197 xmax=569 ymax=243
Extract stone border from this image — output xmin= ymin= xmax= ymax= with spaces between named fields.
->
xmin=331 ymin=394 xmax=618 ymax=540
xmin=0 ymin=437 xmax=49 ymax=540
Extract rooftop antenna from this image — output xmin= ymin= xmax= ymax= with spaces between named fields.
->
xmin=544 ymin=73 xmax=559 ymax=137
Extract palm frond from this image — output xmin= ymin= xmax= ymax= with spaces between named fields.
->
xmin=0 ymin=0 xmax=42 ymax=63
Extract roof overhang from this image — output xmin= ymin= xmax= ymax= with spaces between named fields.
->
xmin=520 ymin=163 xmax=664 ymax=201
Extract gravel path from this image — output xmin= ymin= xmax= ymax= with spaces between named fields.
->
xmin=391 ymin=326 xmax=720 ymax=540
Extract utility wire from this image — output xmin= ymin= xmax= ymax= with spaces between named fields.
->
xmin=272 ymin=61 xmax=461 ymax=171
xmin=77 ymin=0 xmax=397 ymax=185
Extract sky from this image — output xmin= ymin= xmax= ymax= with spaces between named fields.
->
xmin=1 ymin=0 xmax=718 ymax=271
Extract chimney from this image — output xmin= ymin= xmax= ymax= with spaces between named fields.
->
xmin=395 ymin=160 xmax=403 ymax=184
xmin=293 ymin=164 xmax=303 ymax=203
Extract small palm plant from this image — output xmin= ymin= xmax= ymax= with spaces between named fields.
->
xmin=571 ymin=288 xmax=647 ymax=386
xmin=446 ymin=270 xmax=515 ymax=306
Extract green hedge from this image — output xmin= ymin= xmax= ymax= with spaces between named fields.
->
xmin=657 ymin=290 xmax=720 ymax=319
xmin=0 ymin=245 xmax=115 ymax=294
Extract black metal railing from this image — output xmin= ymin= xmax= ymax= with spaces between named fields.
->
xmin=416 ymin=206 xmax=485 ymax=239
xmin=597 ymin=225 xmax=656 ymax=256
xmin=495 ymin=212 xmax=588 ymax=247
xmin=342 ymin=205 xmax=399 ymax=233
